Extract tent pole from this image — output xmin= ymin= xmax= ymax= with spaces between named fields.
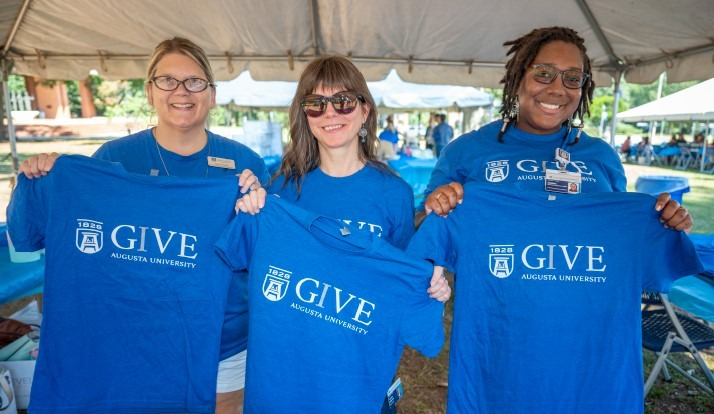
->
xmin=1 ymin=58 xmax=19 ymax=178
xmin=609 ymin=71 xmax=622 ymax=147
xmin=702 ymin=120 xmax=710 ymax=172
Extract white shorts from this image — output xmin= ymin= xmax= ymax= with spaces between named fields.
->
xmin=216 ymin=350 xmax=247 ymax=393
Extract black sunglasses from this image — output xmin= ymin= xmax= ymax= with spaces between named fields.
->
xmin=532 ymin=64 xmax=589 ymax=89
xmin=300 ymin=91 xmax=364 ymax=118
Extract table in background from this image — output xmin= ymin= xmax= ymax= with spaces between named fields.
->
xmin=387 ymin=156 xmax=437 ymax=207
xmin=669 ymin=234 xmax=714 ymax=322
xmin=0 ymin=224 xmax=44 ymax=306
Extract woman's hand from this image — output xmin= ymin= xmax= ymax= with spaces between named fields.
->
xmin=235 ymin=187 xmax=267 ymax=215
xmin=19 ymin=153 xmax=59 ymax=178
xmin=237 ymin=168 xmax=261 ymax=194
xmin=655 ymin=193 xmax=693 ymax=232
xmin=425 ymin=182 xmax=464 ymax=217
xmin=427 ymin=266 xmax=451 ymax=303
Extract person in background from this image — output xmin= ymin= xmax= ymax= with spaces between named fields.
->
xmin=424 ymin=112 xmax=436 ymax=152
xmin=432 ymin=113 xmax=454 ymax=157
xmin=693 ymin=133 xmax=706 ymax=145
xmin=417 ymin=26 xmax=691 ymax=233
xmin=676 ymin=131 xmax=688 ymax=144
xmin=663 ymin=134 xmax=680 ymax=165
xmin=18 ymin=37 xmax=269 ymax=414
xmin=665 ymin=134 xmax=679 ymax=147
xmin=635 ymin=136 xmax=653 ymax=161
xmin=235 ymin=55 xmax=451 ymax=414
xmin=378 ymin=115 xmax=400 ymax=160
xmin=619 ymin=135 xmax=632 ymax=161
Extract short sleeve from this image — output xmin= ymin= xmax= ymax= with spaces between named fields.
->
xmin=400 ymin=292 xmax=444 ymax=358
xmin=407 ymin=213 xmax=459 ymax=273
xmin=640 ymin=217 xmax=705 ymax=292
xmin=215 ymin=212 xmax=259 ymax=272
xmin=6 ymin=174 xmax=48 ymax=251
xmin=418 ymin=138 xmax=468 ymax=211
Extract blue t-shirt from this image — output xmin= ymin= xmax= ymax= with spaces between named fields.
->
xmin=93 ymin=128 xmax=270 ymax=360
xmin=215 ymin=197 xmax=444 ymax=414
xmin=379 ymin=129 xmax=400 ymax=145
xmin=408 ymin=183 xmax=704 ymax=414
xmin=419 ymin=120 xmax=626 ymax=210
xmin=7 ymin=155 xmax=239 ymax=413
xmin=268 ymin=164 xmax=414 ymax=250
xmin=432 ymin=122 xmax=454 ymax=147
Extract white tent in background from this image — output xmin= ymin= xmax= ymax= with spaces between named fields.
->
xmin=215 ymin=70 xmax=493 ymax=110
xmin=617 ymin=78 xmax=714 ymax=122
xmin=215 ymin=71 xmax=297 ymax=110
xmin=368 ymin=70 xmax=493 ymax=110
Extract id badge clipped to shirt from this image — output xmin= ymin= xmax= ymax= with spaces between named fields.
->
xmin=544 ymin=148 xmax=581 ymax=194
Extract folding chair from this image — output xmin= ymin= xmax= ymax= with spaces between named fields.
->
xmin=675 ymin=144 xmax=696 ymax=170
xmin=642 ymin=291 xmax=714 ymax=396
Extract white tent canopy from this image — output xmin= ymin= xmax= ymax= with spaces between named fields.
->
xmin=215 ymin=69 xmax=493 ymax=110
xmin=2 ymin=0 xmax=714 ymax=87
xmin=617 ymin=78 xmax=714 ymax=122
xmin=215 ymin=71 xmax=297 ymax=110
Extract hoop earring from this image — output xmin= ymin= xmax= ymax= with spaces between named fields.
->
xmin=358 ymin=124 xmax=368 ymax=143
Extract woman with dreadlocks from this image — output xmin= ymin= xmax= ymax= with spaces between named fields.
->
xmin=404 ymin=26 xmax=702 ymax=413
xmin=415 ymin=26 xmax=692 ymax=232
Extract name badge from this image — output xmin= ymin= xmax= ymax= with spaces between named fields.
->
xmin=207 ymin=156 xmax=236 ymax=170
xmin=545 ymin=168 xmax=581 ymax=194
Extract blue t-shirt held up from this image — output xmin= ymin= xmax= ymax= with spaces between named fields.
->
xmin=216 ymin=197 xmax=444 ymax=414
xmin=7 ymin=155 xmax=238 ymax=413
xmin=94 ymin=128 xmax=270 ymax=360
xmin=408 ymin=183 xmax=704 ymax=414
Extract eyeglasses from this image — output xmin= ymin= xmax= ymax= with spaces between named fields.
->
xmin=532 ymin=64 xmax=589 ymax=89
xmin=151 ymin=76 xmax=214 ymax=92
xmin=300 ymin=91 xmax=364 ymax=118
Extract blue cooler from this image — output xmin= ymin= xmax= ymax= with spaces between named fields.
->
xmin=635 ymin=175 xmax=690 ymax=204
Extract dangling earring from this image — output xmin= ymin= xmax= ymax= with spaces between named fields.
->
xmin=509 ymin=98 xmax=520 ymax=123
xmin=358 ymin=123 xmax=368 ymax=143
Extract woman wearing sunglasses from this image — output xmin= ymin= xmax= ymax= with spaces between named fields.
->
xmin=236 ymin=56 xmax=450 ymax=413
xmin=240 ymin=55 xmax=449 ymax=301
xmin=19 ymin=37 xmax=269 ymax=414
xmin=416 ymin=26 xmax=692 ymax=232
xmin=239 ymin=56 xmax=449 ymax=276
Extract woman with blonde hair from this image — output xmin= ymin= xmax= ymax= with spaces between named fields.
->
xmin=19 ymin=36 xmax=268 ymax=414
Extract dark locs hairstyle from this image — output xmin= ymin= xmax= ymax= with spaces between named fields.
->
xmin=498 ymin=26 xmax=595 ymax=143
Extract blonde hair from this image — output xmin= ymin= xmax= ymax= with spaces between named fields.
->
xmin=146 ymin=37 xmax=214 ymax=83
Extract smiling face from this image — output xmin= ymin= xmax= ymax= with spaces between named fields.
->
xmin=146 ymin=52 xmax=216 ymax=134
xmin=306 ymin=85 xmax=369 ymax=155
xmin=515 ymin=41 xmax=583 ymax=135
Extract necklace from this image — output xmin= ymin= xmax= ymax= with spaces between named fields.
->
xmin=153 ymin=133 xmax=211 ymax=178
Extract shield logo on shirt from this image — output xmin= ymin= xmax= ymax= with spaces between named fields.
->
xmin=486 ymin=160 xmax=509 ymax=183
xmin=75 ymin=219 xmax=103 ymax=254
xmin=489 ymin=253 xmax=513 ymax=278
xmin=263 ymin=275 xmax=289 ymax=301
